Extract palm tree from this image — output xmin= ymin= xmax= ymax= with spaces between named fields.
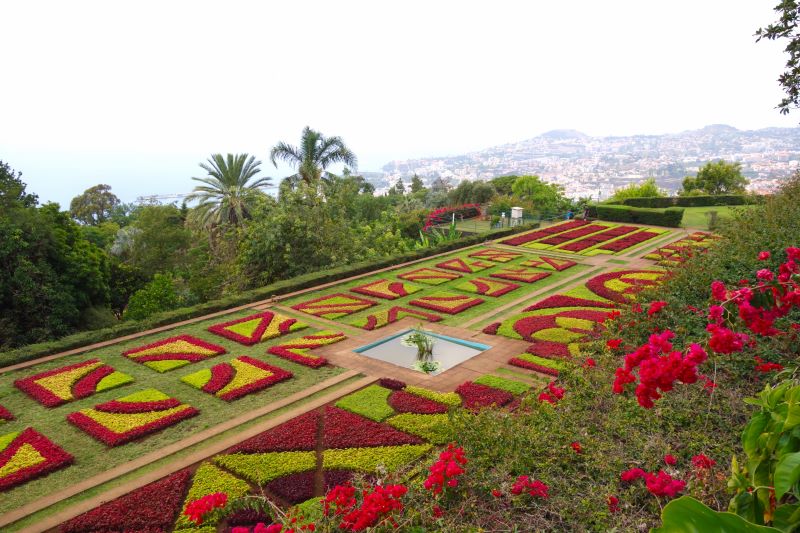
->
xmin=186 ymin=153 xmax=272 ymax=228
xmin=270 ymin=126 xmax=358 ymax=185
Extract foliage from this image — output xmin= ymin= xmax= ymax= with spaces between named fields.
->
xmin=186 ymin=153 xmax=272 ymax=229
xmin=490 ymin=175 xmax=519 ymax=196
xmin=69 ymin=184 xmax=120 ymax=225
xmin=447 ymin=180 xmax=496 ymax=205
xmin=681 ymin=160 xmax=749 ymax=196
xmin=654 ymin=496 xmax=781 ymax=533
xmin=756 ymin=2 xmax=800 ymax=116
xmin=123 ymin=273 xmax=182 ymax=321
xmin=510 ymin=175 xmax=570 ymax=213
xmin=270 ymin=126 xmax=357 ymax=185
xmin=608 ymin=178 xmax=665 ymax=203
xmin=615 ymin=194 xmax=759 ymax=208
xmin=593 ymin=204 xmax=685 ymax=227
xmin=128 ymin=204 xmax=191 ymax=278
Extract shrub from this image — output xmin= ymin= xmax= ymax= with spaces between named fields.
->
xmin=614 ymin=194 xmax=762 ymax=208
xmin=594 ymin=205 xmax=684 ymax=227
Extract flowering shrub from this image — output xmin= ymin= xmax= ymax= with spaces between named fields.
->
xmin=397 ymin=267 xmax=461 ymax=285
xmin=538 ymin=381 xmax=566 ymax=405
xmin=14 ymin=358 xmax=134 ymax=407
xmin=455 ymin=277 xmax=520 ymax=297
xmin=348 ymin=306 xmax=442 ymax=331
xmin=174 ymin=462 xmax=251 ymax=530
xmin=489 ymin=267 xmax=551 ymax=284
xmin=424 ymin=204 xmax=481 ymax=230
xmin=122 ymin=334 xmax=226 ymax=372
xmin=424 ymin=443 xmax=468 ymax=495
xmin=0 ymin=427 xmax=74 ymax=491
xmin=291 ymin=293 xmax=377 ymax=320
xmin=350 ymin=279 xmax=422 ymax=300
xmin=510 ymin=475 xmax=550 ymax=499
xmin=184 ymin=491 xmax=228 ymax=524
xmin=181 ymin=356 xmax=293 ymax=401
xmin=66 ymin=388 xmax=199 ymax=446
xmin=468 ymin=248 xmax=522 ymax=263
xmin=267 ymin=331 xmax=346 ymax=368
xmin=621 ymin=468 xmax=686 ymax=498
xmin=207 ymin=311 xmax=307 ymax=345
xmin=409 ymin=291 xmax=485 ymax=314
xmin=324 ymin=482 xmax=408 ymax=530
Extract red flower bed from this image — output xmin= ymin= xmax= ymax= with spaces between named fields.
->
xmin=60 ymin=469 xmax=192 ymax=533
xmin=0 ymin=427 xmax=74 ymax=491
xmin=409 ymin=294 xmax=484 ymax=314
xmin=217 ymin=358 xmax=292 ymax=402
xmin=598 ymin=231 xmax=660 ymax=252
xmin=555 ymin=225 xmax=639 ymax=252
xmin=537 ymin=224 xmax=608 ymax=245
xmin=379 ymin=378 xmax=406 ymax=390
xmin=229 ymin=409 xmax=319 ymax=453
xmin=202 ymin=363 xmax=236 ymax=394
xmin=122 ymin=335 xmax=227 ymax=367
xmin=523 ymin=294 xmax=617 ymax=311
xmin=585 ymin=270 xmax=665 ymax=303
xmin=322 ymin=406 xmax=423 ymax=448
xmin=268 ymin=470 xmax=355 ymax=505
xmin=67 ymin=407 xmax=199 ymax=447
xmin=526 ymin=340 xmax=572 ymax=358
xmin=510 ymin=310 xmax=607 ymax=343
xmin=207 ymin=311 xmax=302 ymax=345
xmin=388 ymin=390 xmax=449 ymax=414
xmin=509 ymin=357 xmax=559 ymax=376
xmin=71 ymin=365 xmax=116 ymax=399
xmin=499 ymin=220 xmax=588 ymax=246
xmin=94 ymin=398 xmax=183 ymax=414
xmin=268 ymin=346 xmax=329 ymax=368
xmin=0 ymin=404 xmax=13 ymax=421
xmin=455 ymin=382 xmax=513 ymax=410
xmin=482 ymin=322 xmax=501 ymax=335
xmin=14 ymin=359 xmax=117 ymax=407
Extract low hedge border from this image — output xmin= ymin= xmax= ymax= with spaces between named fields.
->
xmin=0 ymin=223 xmax=538 ymax=369
xmin=587 ymin=205 xmax=684 ymax=227
xmin=609 ymin=194 xmax=763 ymax=208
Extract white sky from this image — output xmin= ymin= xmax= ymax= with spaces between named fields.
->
xmin=1 ymin=0 xmax=797 ymax=206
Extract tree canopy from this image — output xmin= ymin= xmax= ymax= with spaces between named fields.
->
xmin=510 ymin=175 xmax=570 ymax=214
xmin=69 ymin=184 xmax=120 ymax=225
xmin=680 ymin=160 xmax=749 ymax=196
xmin=757 ymin=2 xmax=800 ymax=115
xmin=608 ymin=178 xmax=665 ymax=202
xmin=270 ymin=126 xmax=357 ymax=185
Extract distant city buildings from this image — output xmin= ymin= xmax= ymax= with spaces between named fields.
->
xmin=373 ymin=125 xmax=800 ymax=198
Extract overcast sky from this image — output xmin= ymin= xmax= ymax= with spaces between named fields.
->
xmin=1 ymin=0 xmax=797 ymax=206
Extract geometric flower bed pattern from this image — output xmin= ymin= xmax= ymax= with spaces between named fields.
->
xmin=267 ymin=331 xmax=347 ymax=368
xmin=122 ymin=335 xmax=227 ymax=373
xmin=350 ymin=279 xmax=423 ymax=300
xmin=14 ymin=359 xmax=134 ymax=407
xmin=0 ymin=405 xmax=12 ymax=423
xmin=207 ymin=311 xmax=308 ymax=345
xmin=66 ymin=389 xmax=199 ymax=447
xmin=348 ymin=306 xmax=443 ymax=331
xmin=181 ymin=357 xmax=293 ymax=401
xmin=519 ymin=255 xmax=577 ymax=271
xmin=409 ymin=291 xmax=484 ymax=315
xmin=509 ymin=353 xmax=568 ymax=376
xmin=644 ymin=231 xmax=721 ymax=267
xmin=555 ymin=225 xmax=637 ymax=252
xmin=0 ymin=427 xmax=74 ymax=491
xmin=455 ymin=277 xmax=520 ymax=297
xmin=435 ymin=257 xmax=494 ymax=273
xmin=60 ymin=469 xmax=192 ymax=533
xmin=396 ymin=267 xmax=461 ymax=285
xmin=489 ymin=267 xmax=551 ymax=284
xmin=467 ymin=248 xmax=522 ymax=263
xmin=291 ymin=293 xmax=377 ymax=320
xmin=499 ymin=220 xmax=589 ymax=246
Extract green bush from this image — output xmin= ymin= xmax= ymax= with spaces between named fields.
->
xmin=0 ymin=223 xmax=538 ymax=368
xmin=594 ymin=205 xmax=684 ymax=227
xmin=614 ymin=195 xmax=762 ymax=208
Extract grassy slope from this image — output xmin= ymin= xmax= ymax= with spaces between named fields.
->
xmin=0 ymin=310 xmax=345 ymax=514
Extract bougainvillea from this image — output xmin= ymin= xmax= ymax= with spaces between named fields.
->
xmin=538 ymin=381 xmax=566 ymax=405
xmin=468 ymin=248 xmax=521 ymax=263
xmin=207 ymin=311 xmax=307 ymax=345
xmin=490 ymin=267 xmax=551 ymax=284
xmin=387 ymin=390 xmax=449 ymax=414
xmin=511 ymin=475 xmax=550 ymax=498
xmin=455 ymin=381 xmax=514 ymax=410
xmin=473 ymin=374 xmax=530 ymax=395
xmin=322 ymin=406 xmax=423 ymax=449
xmin=291 ymin=293 xmax=378 ymax=319
xmin=520 ymin=255 xmax=578 ymax=271
xmin=324 ymin=481 xmax=408 ymax=531
xmin=14 ymin=359 xmax=134 ymax=407
xmin=409 ymin=291 xmax=485 ymax=314
xmin=267 ymin=330 xmax=346 ymax=368
xmin=454 ymin=277 xmax=520 ymax=297
xmin=184 ymin=492 xmax=228 ymax=524
xmin=122 ymin=335 xmax=227 ymax=372
xmin=61 ymin=469 xmax=192 ymax=533
xmin=620 ymin=467 xmax=686 ymax=498
xmin=435 ymin=257 xmax=494 ymax=273
xmin=349 ymin=279 xmax=422 ymax=300
xmin=348 ymin=306 xmax=442 ymax=331
xmin=335 ymin=385 xmax=395 ymax=421
xmin=396 ymin=267 xmax=461 ymax=285
xmin=66 ymin=388 xmax=199 ymax=446
xmin=181 ymin=357 xmax=293 ymax=401
xmin=0 ymin=428 xmax=73 ymax=491
xmin=424 ymin=443 xmax=468 ymax=495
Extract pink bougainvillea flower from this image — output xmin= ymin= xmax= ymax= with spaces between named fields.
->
xmin=571 ymin=441 xmax=583 ymax=454
xmin=757 ymin=269 xmax=775 ymax=282
xmin=663 ymin=454 xmax=677 ymax=466
xmin=711 ymin=280 xmax=727 ymax=301
xmin=606 ymin=338 xmax=623 ymax=350
xmin=583 ymin=358 xmax=597 ymax=368
xmin=620 ymin=468 xmax=646 ymax=483
xmin=758 ymin=251 xmax=771 ymax=261
xmin=691 ymin=454 xmax=716 ymax=469
xmin=606 ymin=310 xmax=621 ymax=321
xmin=607 ymin=495 xmax=620 ymax=513
xmin=647 ymin=301 xmax=668 ymax=316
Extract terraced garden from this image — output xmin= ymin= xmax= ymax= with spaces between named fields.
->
xmin=0 ymin=220 xmax=708 ymax=532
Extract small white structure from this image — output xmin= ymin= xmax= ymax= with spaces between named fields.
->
xmin=510 ymin=207 xmax=523 ymax=226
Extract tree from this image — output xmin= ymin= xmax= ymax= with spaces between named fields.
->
xmin=511 ymin=175 xmax=569 ymax=213
xmin=390 ymin=178 xmax=406 ymax=195
xmin=270 ymin=126 xmax=357 ymax=185
xmin=123 ymin=273 xmax=180 ymax=321
xmin=410 ymin=174 xmax=425 ymax=193
xmin=680 ymin=160 xmax=749 ymax=196
xmin=490 ymin=175 xmax=519 ymax=196
xmin=69 ymin=184 xmax=120 ymax=225
xmin=449 ymin=180 xmax=496 ymax=205
xmin=128 ymin=205 xmax=191 ymax=278
xmin=608 ymin=178 xmax=665 ymax=202
xmin=757 ymin=4 xmax=800 ymax=115
xmin=186 ymin=154 xmax=271 ymax=229
xmin=0 ymin=160 xmax=37 ymax=209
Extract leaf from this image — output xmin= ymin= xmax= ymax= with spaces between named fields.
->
xmin=653 ymin=496 xmax=782 ymax=533
xmin=744 ymin=412 xmax=772 ymax=455
xmin=773 ymin=503 xmax=800 ymax=533
xmin=775 ymin=452 xmax=800 ymax=500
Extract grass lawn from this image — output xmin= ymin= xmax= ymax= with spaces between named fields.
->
xmin=680 ymin=205 xmax=756 ymax=229
xmin=0 ymin=311 xmax=346 ymax=514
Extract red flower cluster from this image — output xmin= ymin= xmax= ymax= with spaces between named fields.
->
xmin=423 ymin=204 xmax=481 ymax=230
xmin=598 ymin=230 xmax=660 ymax=252
xmin=0 ymin=428 xmax=74 ymax=491
xmin=424 ymin=443 xmax=468 ymax=495
xmin=538 ymin=381 xmax=565 ymax=405
xmin=184 ymin=492 xmax=227 ymax=525
xmin=612 ymin=331 xmax=707 ymax=408
xmin=691 ymin=454 xmax=716 ymax=470
xmin=620 ymin=468 xmax=685 ymax=498
xmin=510 ymin=475 xmax=549 ymax=498
xmin=754 ymin=356 xmax=784 ymax=373
xmin=0 ymin=403 xmax=13 ymax=421
xmin=324 ymin=482 xmax=408 ymax=531
xmin=607 ymin=495 xmax=620 ymax=513
xmin=606 ymin=338 xmax=623 ymax=350
xmin=647 ymin=301 xmax=667 ymax=316
xmin=509 ymin=357 xmax=559 ymax=376
xmin=571 ymin=441 xmax=583 ymax=454
xmin=663 ymin=454 xmax=677 ymax=466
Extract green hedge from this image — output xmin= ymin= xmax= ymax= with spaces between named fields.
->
xmin=611 ymin=195 xmax=761 ymax=208
xmin=591 ymin=205 xmax=684 ymax=227
xmin=0 ymin=223 xmax=537 ymax=369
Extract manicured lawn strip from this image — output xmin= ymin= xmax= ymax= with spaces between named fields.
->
xmin=0 ymin=309 xmax=345 ymax=515
xmin=281 ymin=247 xmax=589 ymax=328
xmin=607 ymin=259 xmax=628 ymax=265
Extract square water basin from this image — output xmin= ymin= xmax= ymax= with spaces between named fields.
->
xmin=354 ymin=329 xmax=491 ymax=374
